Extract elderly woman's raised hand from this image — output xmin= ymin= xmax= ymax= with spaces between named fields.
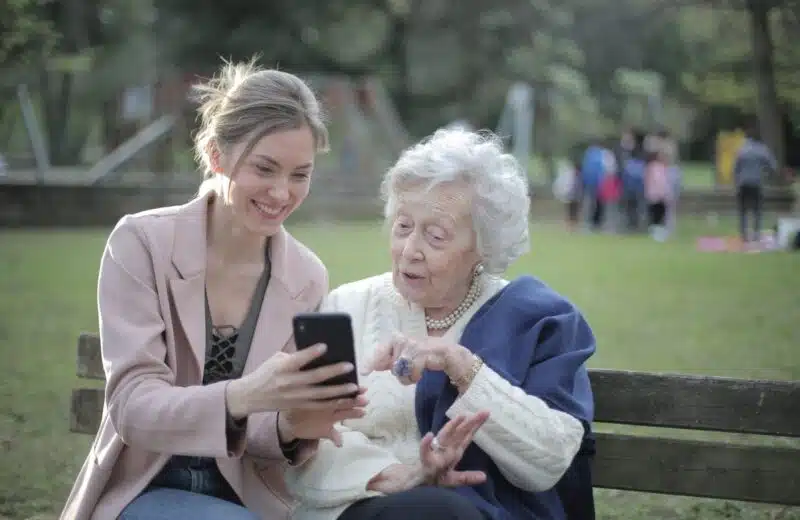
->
xmin=419 ymin=411 xmax=490 ymax=486
xmin=366 ymin=334 xmax=478 ymax=387
xmin=366 ymin=411 xmax=490 ymax=494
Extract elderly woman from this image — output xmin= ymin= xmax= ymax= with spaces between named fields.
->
xmin=285 ymin=128 xmax=596 ymax=520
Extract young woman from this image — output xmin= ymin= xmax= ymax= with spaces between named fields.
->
xmin=60 ymin=59 xmax=367 ymax=520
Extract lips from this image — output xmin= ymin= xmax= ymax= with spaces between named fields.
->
xmin=252 ymin=199 xmax=284 ymax=218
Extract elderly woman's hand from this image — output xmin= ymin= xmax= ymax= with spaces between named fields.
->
xmin=366 ymin=334 xmax=477 ymax=387
xmin=419 ymin=411 xmax=490 ymax=487
xmin=367 ymin=411 xmax=490 ymax=494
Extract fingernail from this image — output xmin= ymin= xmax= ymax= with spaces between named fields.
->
xmin=316 ymin=344 xmax=327 ymax=353
xmin=342 ymin=362 xmax=354 ymax=372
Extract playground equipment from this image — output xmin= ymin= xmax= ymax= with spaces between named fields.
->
xmin=2 ymin=74 xmax=409 ymax=209
xmin=715 ymin=129 xmax=746 ymax=186
xmin=496 ymin=82 xmax=534 ymax=179
xmin=299 ymin=76 xmax=412 ymax=219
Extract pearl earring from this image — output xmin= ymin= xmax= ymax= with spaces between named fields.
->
xmin=474 ymin=263 xmax=485 ymax=276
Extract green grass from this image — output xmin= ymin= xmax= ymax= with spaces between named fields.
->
xmin=1 ymin=219 xmax=799 ymax=519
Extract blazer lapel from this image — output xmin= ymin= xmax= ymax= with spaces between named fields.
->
xmin=169 ymin=195 xmax=211 ymax=377
xmin=170 ymin=275 xmax=207 ymax=376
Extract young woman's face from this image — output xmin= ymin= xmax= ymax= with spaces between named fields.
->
xmin=218 ymin=127 xmax=316 ymax=237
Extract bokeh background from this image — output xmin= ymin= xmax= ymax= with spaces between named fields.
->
xmin=1 ymin=1 xmax=799 ymax=519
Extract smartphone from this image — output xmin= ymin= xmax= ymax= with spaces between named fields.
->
xmin=292 ymin=312 xmax=359 ymax=397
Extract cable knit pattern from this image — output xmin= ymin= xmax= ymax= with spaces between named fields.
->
xmin=446 ymin=366 xmax=584 ymax=491
xmin=285 ymin=272 xmax=584 ymax=520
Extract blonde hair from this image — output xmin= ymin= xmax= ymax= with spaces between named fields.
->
xmin=192 ymin=57 xmax=329 ymax=195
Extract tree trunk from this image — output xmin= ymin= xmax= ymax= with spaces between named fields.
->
xmin=747 ymin=0 xmax=785 ymax=184
xmin=0 ymin=101 xmax=17 ymax=146
xmin=385 ymin=0 xmax=411 ymax=124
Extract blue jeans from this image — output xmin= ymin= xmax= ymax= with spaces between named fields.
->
xmin=119 ymin=487 xmax=259 ymax=520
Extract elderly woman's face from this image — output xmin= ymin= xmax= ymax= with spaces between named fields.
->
xmin=389 ymin=182 xmax=481 ymax=310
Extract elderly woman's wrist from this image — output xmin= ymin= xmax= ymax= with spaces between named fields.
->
xmin=444 ymin=345 xmax=470 ymax=376
xmin=448 ymin=349 xmax=483 ymax=392
xmin=409 ymin=461 xmax=434 ymax=488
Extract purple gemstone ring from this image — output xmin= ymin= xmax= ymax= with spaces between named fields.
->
xmin=391 ymin=356 xmax=413 ymax=378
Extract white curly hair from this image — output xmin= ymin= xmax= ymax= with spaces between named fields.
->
xmin=381 ymin=127 xmax=531 ymax=274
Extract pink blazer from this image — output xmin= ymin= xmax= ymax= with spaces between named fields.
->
xmin=60 ymin=192 xmax=328 ymax=520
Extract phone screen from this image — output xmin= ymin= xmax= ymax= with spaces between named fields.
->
xmin=292 ymin=312 xmax=359 ymax=391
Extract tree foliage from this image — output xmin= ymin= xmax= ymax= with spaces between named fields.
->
xmin=2 ymin=0 xmax=798 ymax=168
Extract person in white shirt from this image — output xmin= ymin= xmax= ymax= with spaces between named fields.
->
xmin=285 ymin=128 xmax=597 ymax=520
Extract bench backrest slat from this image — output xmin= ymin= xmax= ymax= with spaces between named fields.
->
xmin=77 ymin=333 xmax=105 ymax=380
xmin=70 ymin=388 xmax=104 ymax=434
xmin=593 ymin=432 xmax=800 ymax=505
xmin=591 ymin=369 xmax=800 ymax=437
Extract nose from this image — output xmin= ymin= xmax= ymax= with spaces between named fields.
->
xmin=400 ymin=232 xmax=424 ymax=261
xmin=268 ymin=177 xmax=290 ymax=203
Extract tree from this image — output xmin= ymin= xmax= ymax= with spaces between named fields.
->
xmin=676 ymin=1 xmax=797 ymax=179
xmin=0 ymin=0 xmax=57 ymax=71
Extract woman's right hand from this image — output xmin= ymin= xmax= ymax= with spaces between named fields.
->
xmin=226 ymin=343 xmax=363 ymax=418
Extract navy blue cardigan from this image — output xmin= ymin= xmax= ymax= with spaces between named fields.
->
xmin=415 ymin=276 xmax=596 ymax=520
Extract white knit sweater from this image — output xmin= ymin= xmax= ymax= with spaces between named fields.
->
xmin=284 ymin=273 xmax=584 ymax=520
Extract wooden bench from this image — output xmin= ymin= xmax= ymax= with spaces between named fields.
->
xmin=71 ymin=332 xmax=800 ymax=506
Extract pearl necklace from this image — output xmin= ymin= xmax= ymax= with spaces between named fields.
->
xmin=425 ymin=273 xmax=483 ymax=330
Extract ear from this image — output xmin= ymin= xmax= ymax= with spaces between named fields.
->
xmin=207 ymin=141 xmax=224 ymax=173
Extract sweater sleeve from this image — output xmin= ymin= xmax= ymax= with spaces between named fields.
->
xmin=445 ymin=302 xmax=595 ymax=493
xmin=445 ymin=364 xmax=584 ymax=492
xmin=283 ymin=426 xmax=400 ymax=507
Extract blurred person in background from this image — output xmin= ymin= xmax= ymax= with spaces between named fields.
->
xmin=620 ymin=128 xmax=647 ymax=232
xmin=733 ymin=125 xmax=778 ymax=243
xmin=653 ymin=128 xmax=682 ymax=235
xmin=644 ymin=149 xmax=672 ymax=242
xmin=581 ymin=140 xmax=608 ymax=231
xmin=553 ymin=157 xmax=583 ymax=231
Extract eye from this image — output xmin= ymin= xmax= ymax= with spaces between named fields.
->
xmin=255 ymin=164 xmax=274 ymax=175
xmin=393 ymin=219 xmax=412 ymax=234
xmin=292 ymin=171 xmax=311 ymax=180
xmin=427 ymin=227 xmax=446 ymax=241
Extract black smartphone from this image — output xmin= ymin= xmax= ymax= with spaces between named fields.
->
xmin=292 ymin=312 xmax=359 ymax=396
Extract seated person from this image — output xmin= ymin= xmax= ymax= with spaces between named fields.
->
xmin=285 ymin=128 xmax=597 ymax=520
xmin=60 ymin=59 xmax=366 ymax=520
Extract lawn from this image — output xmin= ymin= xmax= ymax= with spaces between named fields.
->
xmin=1 ymin=218 xmax=798 ymax=520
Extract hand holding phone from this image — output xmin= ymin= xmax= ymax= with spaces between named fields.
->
xmin=292 ymin=312 xmax=359 ymax=397
xmin=225 ymin=341 xmax=361 ymax=419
